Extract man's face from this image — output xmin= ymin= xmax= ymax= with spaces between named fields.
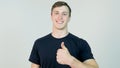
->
xmin=51 ymin=6 xmax=70 ymax=30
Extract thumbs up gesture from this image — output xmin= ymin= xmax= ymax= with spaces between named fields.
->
xmin=56 ymin=42 xmax=73 ymax=65
xmin=61 ymin=42 xmax=68 ymax=50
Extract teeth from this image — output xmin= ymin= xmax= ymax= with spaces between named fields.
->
xmin=59 ymin=22 xmax=62 ymax=23
xmin=56 ymin=21 xmax=63 ymax=24
xmin=59 ymin=22 xmax=63 ymax=24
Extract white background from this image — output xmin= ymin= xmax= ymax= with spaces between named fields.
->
xmin=0 ymin=0 xmax=120 ymax=68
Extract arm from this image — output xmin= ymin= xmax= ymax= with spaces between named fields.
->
xmin=69 ymin=57 xmax=99 ymax=68
xmin=56 ymin=42 xmax=99 ymax=68
xmin=31 ymin=63 xmax=40 ymax=68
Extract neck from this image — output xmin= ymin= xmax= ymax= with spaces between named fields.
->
xmin=52 ymin=28 xmax=69 ymax=38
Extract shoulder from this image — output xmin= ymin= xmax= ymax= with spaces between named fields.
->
xmin=69 ymin=33 xmax=87 ymax=43
xmin=68 ymin=33 xmax=89 ymax=49
xmin=35 ymin=33 xmax=51 ymax=43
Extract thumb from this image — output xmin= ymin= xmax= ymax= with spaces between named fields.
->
xmin=61 ymin=42 xmax=67 ymax=50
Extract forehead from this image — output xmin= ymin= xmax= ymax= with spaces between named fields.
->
xmin=52 ymin=6 xmax=69 ymax=12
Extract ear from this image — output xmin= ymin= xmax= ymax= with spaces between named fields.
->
xmin=51 ymin=12 xmax=52 ymax=16
xmin=68 ymin=17 xmax=71 ymax=23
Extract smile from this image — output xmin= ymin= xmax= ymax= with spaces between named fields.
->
xmin=56 ymin=21 xmax=64 ymax=24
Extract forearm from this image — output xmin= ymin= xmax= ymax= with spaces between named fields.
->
xmin=68 ymin=56 xmax=99 ymax=68
xmin=31 ymin=63 xmax=40 ymax=68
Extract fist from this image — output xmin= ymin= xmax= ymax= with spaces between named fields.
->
xmin=56 ymin=42 xmax=73 ymax=65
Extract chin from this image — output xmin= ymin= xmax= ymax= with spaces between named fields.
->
xmin=56 ymin=27 xmax=65 ymax=30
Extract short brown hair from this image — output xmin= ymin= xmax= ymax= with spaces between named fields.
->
xmin=51 ymin=1 xmax=71 ymax=17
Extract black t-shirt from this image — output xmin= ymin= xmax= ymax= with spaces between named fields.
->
xmin=29 ymin=33 xmax=94 ymax=68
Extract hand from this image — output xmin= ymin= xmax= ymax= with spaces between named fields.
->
xmin=56 ymin=42 xmax=73 ymax=65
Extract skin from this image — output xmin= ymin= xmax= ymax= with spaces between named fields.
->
xmin=51 ymin=6 xmax=70 ymax=38
xmin=31 ymin=6 xmax=99 ymax=68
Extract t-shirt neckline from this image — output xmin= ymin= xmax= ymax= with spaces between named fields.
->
xmin=50 ymin=32 xmax=70 ymax=40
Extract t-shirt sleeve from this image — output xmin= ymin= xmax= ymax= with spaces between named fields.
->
xmin=79 ymin=40 xmax=94 ymax=62
xmin=29 ymin=40 xmax=40 ymax=65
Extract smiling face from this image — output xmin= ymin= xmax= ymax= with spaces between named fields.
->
xmin=51 ymin=6 xmax=70 ymax=30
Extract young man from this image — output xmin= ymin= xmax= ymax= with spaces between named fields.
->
xmin=29 ymin=1 xmax=99 ymax=68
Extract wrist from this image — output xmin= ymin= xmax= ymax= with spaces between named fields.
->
xmin=67 ymin=56 xmax=75 ymax=66
xmin=68 ymin=56 xmax=83 ymax=68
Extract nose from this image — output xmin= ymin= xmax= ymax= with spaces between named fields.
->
xmin=58 ymin=14 xmax=63 ymax=20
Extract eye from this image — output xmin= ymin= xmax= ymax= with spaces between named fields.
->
xmin=54 ymin=12 xmax=59 ymax=15
xmin=62 ymin=12 xmax=68 ymax=16
xmin=63 ymin=13 xmax=67 ymax=16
